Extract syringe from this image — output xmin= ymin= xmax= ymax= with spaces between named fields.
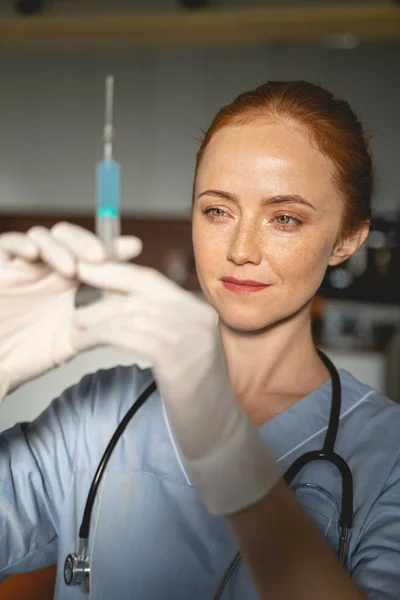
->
xmin=96 ymin=75 xmax=120 ymax=258
xmin=75 ymin=76 xmax=120 ymax=307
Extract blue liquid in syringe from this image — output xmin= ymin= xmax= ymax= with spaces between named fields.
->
xmin=96 ymin=158 xmax=120 ymax=218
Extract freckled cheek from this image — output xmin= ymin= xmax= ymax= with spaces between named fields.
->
xmin=267 ymin=235 xmax=331 ymax=283
xmin=192 ymin=225 xmax=224 ymax=277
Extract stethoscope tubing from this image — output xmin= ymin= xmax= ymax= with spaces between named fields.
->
xmin=79 ymin=380 xmax=157 ymax=539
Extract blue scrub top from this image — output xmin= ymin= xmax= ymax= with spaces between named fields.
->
xmin=1 ymin=365 xmax=400 ymax=599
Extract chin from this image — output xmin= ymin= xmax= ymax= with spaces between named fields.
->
xmin=215 ymin=298 xmax=306 ymax=335
xmin=217 ymin=306 xmax=277 ymax=334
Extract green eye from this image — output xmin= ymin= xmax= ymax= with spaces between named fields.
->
xmin=204 ymin=208 xmax=227 ymax=218
xmin=275 ymin=215 xmax=300 ymax=228
xmin=277 ymin=215 xmax=291 ymax=224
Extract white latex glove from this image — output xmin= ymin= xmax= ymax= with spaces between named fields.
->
xmin=0 ymin=223 xmax=142 ymax=401
xmin=73 ymin=260 xmax=281 ymax=515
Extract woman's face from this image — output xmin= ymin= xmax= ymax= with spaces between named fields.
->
xmin=192 ymin=119 xmax=346 ymax=332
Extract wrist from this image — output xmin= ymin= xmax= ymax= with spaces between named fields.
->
xmin=183 ymin=411 xmax=281 ymax=516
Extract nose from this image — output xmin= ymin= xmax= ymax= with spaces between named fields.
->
xmin=226 ymin=219 xmax=263 ymax=266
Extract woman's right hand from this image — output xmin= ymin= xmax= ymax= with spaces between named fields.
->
xmin=0 ymin=222 xmax=142 ymax=401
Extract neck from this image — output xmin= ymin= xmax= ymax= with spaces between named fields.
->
xmin=218 ymin=308 xmax=331 ymax=426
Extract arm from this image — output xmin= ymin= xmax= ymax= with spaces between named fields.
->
xmin=227 ymin=457 xmax=400 ymax=600
xmin=226 ymin=478 xmax=366 ymax=600
xmin=0 ymin=374 xmax=90 ymax=582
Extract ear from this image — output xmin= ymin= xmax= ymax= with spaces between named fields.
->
xmin=328 ymin=222 xmax=370 ymax=267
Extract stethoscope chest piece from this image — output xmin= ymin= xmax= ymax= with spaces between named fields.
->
xmin=64 ymin=381 xmax=157 ymax=595
xmin=64 ymin=538 xmax=90 ymax=594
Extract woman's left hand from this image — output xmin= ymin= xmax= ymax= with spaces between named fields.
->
xmin=72 ymin=254 xmax=281 ymax=515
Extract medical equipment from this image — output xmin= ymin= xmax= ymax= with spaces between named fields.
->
xmin=96 ymin=75 xmax=120 ymax=257
xmin=64 ymin=349 xmax=353 ymax=597
xmin=75 ymin=76 xmax=120 ymax=307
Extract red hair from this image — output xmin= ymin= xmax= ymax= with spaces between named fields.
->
xmin=193 ymin=81 xmax=372 ymax=243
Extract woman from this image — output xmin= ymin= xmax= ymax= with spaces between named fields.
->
xmin=0 ymin=81 xmax=399 ymax=599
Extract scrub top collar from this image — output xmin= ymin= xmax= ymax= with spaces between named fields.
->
xmin=258 ymin=368 xmax=375 ymax=464
xmin=161 ymin=368 xmax=375 ymax=487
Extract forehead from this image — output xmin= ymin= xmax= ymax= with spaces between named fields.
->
xmin=196 ymin=119 xmax=339 ymax=202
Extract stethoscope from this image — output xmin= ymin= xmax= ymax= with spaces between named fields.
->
xmin=64 ymin=348 xmax=353 ymax=597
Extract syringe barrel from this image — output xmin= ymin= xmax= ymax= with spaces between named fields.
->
xmin=95 ymin=214 xmax=120 ymax=259
xmin=96 ymin=158 xmax=120 ymax=257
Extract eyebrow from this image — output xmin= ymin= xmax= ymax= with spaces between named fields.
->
xmin=197 ymin=189 xmax=317 ymax=211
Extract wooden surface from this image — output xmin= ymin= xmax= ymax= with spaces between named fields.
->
xmin=0 ymin=2 xmax=398 ymax=49
xmin=0 ymin=565 xmax=57 ymax=600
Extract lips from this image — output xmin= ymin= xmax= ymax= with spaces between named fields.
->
xmin=221 ymin=277 xmax=268 ymax=287
xmin=221 ymin=277 xmax=271 ymax=294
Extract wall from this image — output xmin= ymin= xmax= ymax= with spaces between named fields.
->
xmin=0 ymin=44 xmax=399 ymax=218
xmin=0 ymin=347 xmax=149 ymax=432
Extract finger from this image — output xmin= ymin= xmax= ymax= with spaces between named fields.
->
xmin=52 ymin=221 xmax=143 ymax=264
xmin=112 ymin=236 xmax=143 ymax=261
xmin=51 ymin=222 xmax=106 ymax=263
xmin=27 ymin=226 xmax=76 ymax=278
xmin=76 ymin=261 xmax=179 ymax=297
xmin=0 ymin=232 xmax=39 ymax=261
xmin=74 ymin=295 xmax=164 ymax=329
xmin=72 ymin=315 xmax=168 ymax=366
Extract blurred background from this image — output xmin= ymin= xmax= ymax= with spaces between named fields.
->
xmin=0 ymin=1 xmax=399 ymax=594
